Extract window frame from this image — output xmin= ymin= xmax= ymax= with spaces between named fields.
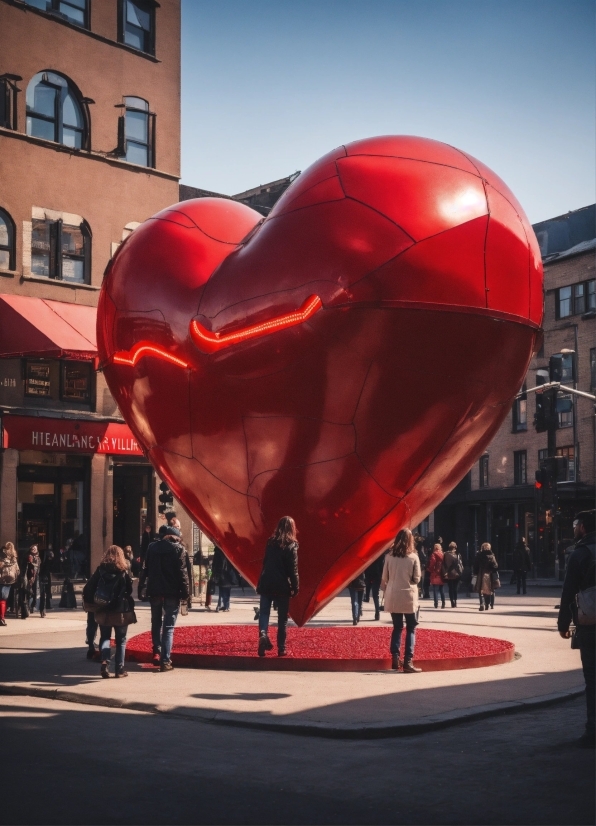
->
xmin=60 ymin=360 xmax=93 ymax=404
xmin=513 ymin=450 xmax=527 ymax=486
xmin=22 ymin=0 xmax=89 ymax=28
xmin=479 ymin=455 xmax=489 ymax=488
xmin=0 ymin=207 xmax=16 ymax=272
xmin=26 ymin=71 xmax=89 ymax=151
xmin=556 ymin=279 xmax=596 ymax=319
xmin=31 ymin=216 xmax=91 ymax=285
xmin=118 ymin=0 xmax=157 ymax=56
xmin=119 ymin=96 xmax=155 ymax=168
xmin=512 ymin=385 xmax=527 ymax=432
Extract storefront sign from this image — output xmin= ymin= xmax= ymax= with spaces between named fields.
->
xmin=2 ymin=415 xmax=144 ymax=456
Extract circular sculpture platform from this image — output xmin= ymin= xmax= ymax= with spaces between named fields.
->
xmin=126 ymin=626 xmax=515 ymax=672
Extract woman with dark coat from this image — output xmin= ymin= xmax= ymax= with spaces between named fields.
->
xmin=364 ymin=555 xmax=385 ymax=620
xmin=38 ymin=550 xmax=54 ymax=617
xmin=443 ymin=542 xmax=463 ymax=608
xmin=211 ymin=546 xmax=239 ymax=612
xmin=256 ymin=516 xmax=299 ymax=657
xmin=473 ymin=542 xmax=499 ymax=611
xmin=348 ymin=572 xmax=366 ymax=625
xmin=83 ymin=545 xmax=136 ymax=678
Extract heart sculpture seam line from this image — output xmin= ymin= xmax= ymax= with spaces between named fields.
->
xmin=189 ymin=294 xmax=323 ymax=354
xmin=112 ymin=342 xmax=190 ymax=369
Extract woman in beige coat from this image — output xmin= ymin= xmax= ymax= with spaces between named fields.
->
xmin=381 ymin=528 xmax=422 ymax=673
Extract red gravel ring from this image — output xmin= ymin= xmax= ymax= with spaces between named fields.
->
xmin=126 ymin=626 xmax=515 ymax=672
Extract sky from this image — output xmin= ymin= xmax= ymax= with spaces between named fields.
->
xmin=181 ymin=0 xmax=595 ymax=224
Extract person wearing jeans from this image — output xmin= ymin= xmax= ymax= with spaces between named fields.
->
xmin=348 ymin=573 xmax=366 ymax=625
xmin=428 ymin=543 xmax=446 ymax=608
xmin=256 ymin=516 xmax=299 ymax=657
xmin=99 ymin=624 xmax=127 ymax=672
xmin=217 ymin=585 xmax=231 ymax=612
xmin=381 ymin=528 xmax=422 ymax=673
xmin=145 ymin=525 xmax=189 ymax=672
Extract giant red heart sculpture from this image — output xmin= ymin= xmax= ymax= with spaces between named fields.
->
xmin=97 ymin=136 xmax=543 ymax=625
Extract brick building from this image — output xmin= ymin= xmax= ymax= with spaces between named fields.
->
xmin=434 ymin=205 xmax=595 ymax=575
xmin=0 ymin=0 xmax=182 ymax=575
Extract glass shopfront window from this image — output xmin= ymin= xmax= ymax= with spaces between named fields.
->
xmin=17 ymin=452 xmax=89 ymax=577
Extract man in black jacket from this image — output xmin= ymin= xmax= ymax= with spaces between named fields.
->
xmin=512 ymin=537 xmax=532 ymax=595
xmin=557 ymin=511 xmax=595 ymax=748
xmin=146 ymin=526 xmax=189 ymax=672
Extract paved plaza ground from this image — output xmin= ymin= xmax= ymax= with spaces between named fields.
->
xmin=0 ymin=581 xmax=594 ymax=824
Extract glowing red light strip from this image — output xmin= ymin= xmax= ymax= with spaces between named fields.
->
xmin=190 ymin=294 xmax=323 ymax=354
xmin=112 ymin=342 xmax=190 ymax=369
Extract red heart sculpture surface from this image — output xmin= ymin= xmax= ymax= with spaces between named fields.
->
xmin=97 ymin=135 xmax=543 ymax=625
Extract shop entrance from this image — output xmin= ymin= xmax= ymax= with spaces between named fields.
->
xmin=17 ymin=453 xmax=90 ymax=577
xmin=112 ymin=462 xmax=153 ymax=554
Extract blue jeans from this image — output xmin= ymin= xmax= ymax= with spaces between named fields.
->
xmin=348 ymin=587 xmax=364 ymax=622
xmin=218 ymin=586 xmax=231 ymax=610
xmin=258 ymin=594 xmax=290 ymax=652
xmin=99 ymin=625 xmax=127 ymax=669
xmin=150 ymin=596 xmax=180 ymax=663
xmin=390 ymin=612 xmax=419 ymax=660
xmin=1 ymin=585 xmax=11 ymax=600
xmin=432 ymin=584 xmax=445 ymax=607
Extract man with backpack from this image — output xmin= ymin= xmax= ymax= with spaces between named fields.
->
xmin=558 ymin=510 xmax=595 ymax=749
xmin=146 ymin=525 xmax=189 ymax=672
xmin=442 ymin=542 xmax=464 ymax=607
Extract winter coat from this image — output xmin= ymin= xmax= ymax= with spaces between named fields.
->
xmin=428 ymin=548 xmax=445 ymax=586
xmin=83 ymin=563 xmax=136 ymax=627
xmin=442 ymin=550 xmax=463 ymax=580
xmin=211 ymin=546 xmax=239 ymax=589
xmin=0 ymin=547 xmax=19 ymax=585
xmin=146 ymin=538 xmax=190 ymax=600
xmin=348 ymin=572 xmax=366 ymax=591
xmin=512 ymin=542 xmax=532 ymax=572
xmin=257 ymin=539 xmax=299 ymax=597
xmin=365 ymin=555 xmax=385 ymax=585
xmin=558 ymin=531 xmax=595 ymax=636
xmin=472 ymin=550 xmax=498 ymax=594
xmin=381 ymin=553 xmax=421 ymax=614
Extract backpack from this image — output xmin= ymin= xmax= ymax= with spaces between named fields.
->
xmin=93 ymin=570 xmax=122 ymax=608
xmin=576 ymin=548 xmax=596 ymax=626
xmin=0 ymin=559 xmax=19 ymax=585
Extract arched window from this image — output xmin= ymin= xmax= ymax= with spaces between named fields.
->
xmin=26 ymin=71 xmax=87 ymax=149
xmin=0 ymin=208 xmax=16 ymax=272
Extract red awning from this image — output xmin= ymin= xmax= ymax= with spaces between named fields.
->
xmin=0 ymin=295 xmax=97 ymax=361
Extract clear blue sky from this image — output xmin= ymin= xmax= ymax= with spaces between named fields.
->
xmin=181 ymin=0 xmax=595 ymax=224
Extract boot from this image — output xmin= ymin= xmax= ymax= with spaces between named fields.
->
xmin=374 ymin=611 xmax=380 ymax=621
xmin=391 ymin=654 xmax=403 ymax=670
xmin=100 ymin=662 xmax=110 ymax=679
xmin=0 ymin=600 xmax=6 ymax=626
xmin=258 ymin=632 xmax=273 ymax=657
xmin=403 ymin=659 xmax=422 ymax=673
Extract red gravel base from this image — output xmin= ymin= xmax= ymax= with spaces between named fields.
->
xmin=126 ymin=626 xmax=515 ymax=672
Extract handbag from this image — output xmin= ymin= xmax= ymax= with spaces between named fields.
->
xmin=577 ymin=586 xmax=596 ymax=625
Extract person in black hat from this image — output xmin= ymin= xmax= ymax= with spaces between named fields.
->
xmin=558 ymin=510 xmax=595 ymax=748
xmin=146 ymin=525 xmax=189 ymax=672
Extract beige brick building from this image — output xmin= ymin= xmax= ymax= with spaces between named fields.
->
xmin=434 ymin=205 xmax=595 ymax=575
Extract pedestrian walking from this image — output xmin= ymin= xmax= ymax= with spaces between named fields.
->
xmin=139 ymin=523 xmax=154 ymax=568
xmin=428 ymin=543 xmax=446 ymax=608
xmin=256 ymin=516 xmax=299 ymax=657
xmin=0 ymin=542 xmax=19 ymax=626
xmin=415 ymin=536 xmax=427 ymax=599
xmin=17 ymin=548 xmax=38 ymax=619
xmin=442 ymin=542 xmax=463 ymax=607
xmin=27 ymin=545 xmax=41 ymax=613
xmin=512 ymin=537 xmax=532 ymax=595
xmin=146 ymin=525 xmax=189 ymax=671
xmin=38 ymin=550 xmax=54 ymax=618
xmin=348 ymin=572 xmax=366 ymax=625
xmin=473 ymin=542 xmax=499 ymax=611
xmin=381 ymin=528 xmax=422 ymax=673
xmin=83 ymin=545 xmax=136 ymax=679
xmin=557 ymin=511 xmax=595 ymax=749
xmin=365 ymin=555 xmax=384 ymax=620
xmin=211 ymin=545 xmax=238 ymax=611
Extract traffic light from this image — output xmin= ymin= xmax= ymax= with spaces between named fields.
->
xmin=535 ymin=457 xmax=568 ymax=508
xmin=158 ymin=481 xmax=174 ymax=514
xmin=534 ymin=387 xmax=558 ymax=433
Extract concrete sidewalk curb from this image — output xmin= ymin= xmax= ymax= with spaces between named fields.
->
xmin=0 ymin=682 xmax=584 ymax=739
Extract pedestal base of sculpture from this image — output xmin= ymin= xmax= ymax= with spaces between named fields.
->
xmin=126 ymin=626 xmax=515 ymax=672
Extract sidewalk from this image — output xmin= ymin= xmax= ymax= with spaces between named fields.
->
xmin=0 ymin=583 xmax=584 ymax=738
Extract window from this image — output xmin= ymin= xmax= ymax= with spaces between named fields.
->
xmin=512 ymin=385 xmax=527 ymax=432
xmin=31 ymin=218 xmax=90 ymax=284
xmin=25 ymin=361 xmax=52 ymax=397
xmin=514 ymin=451 xmax=527 ymax=485
xmin=61 ymin=361 xmax=92 ymax=403
xmin=26 ymin=71 xmax=87 ymax=149
xmin=591 ymin=348 xmax=596 ymax=391
xmin=558 ymin=394 xmax=573 ymax=428
xmin=0 ymin=74 xmax=21 ymax=130
xmin=22 ymin=0 xmax=89 ymax=27
xmin=120 ymin=97 xmax=154 ymax=167
xmin=479 ymin=455 xmax=489 ymax=487
xmin=120 ymin=0 xmax=155 ymax=54
xmin=538 ymin=448 xmax=548 ymax=464
xmin=557 ymin=446 xmax=576 ymax=483
xmin=0 ymin=208 xmax=15 ymax=271
xmin=556 ymin=280 xmax=596 ymax=319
